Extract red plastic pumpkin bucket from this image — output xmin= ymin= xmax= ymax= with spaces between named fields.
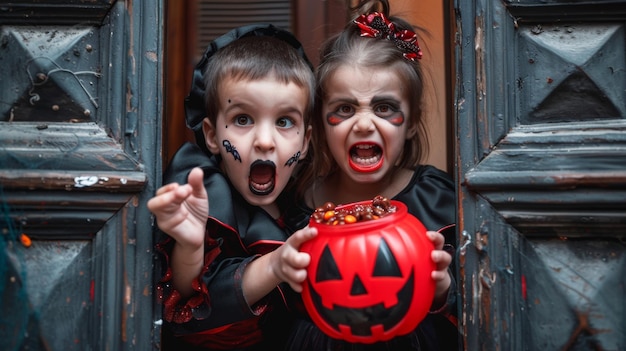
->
xmin=300 ymin=199 xmax=436 ymax=343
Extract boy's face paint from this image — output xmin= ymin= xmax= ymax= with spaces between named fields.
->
xmin=285 ymin=151 xmax=301 ymax=167
xmin=206 ymin=76 xmax=310 ymax=208
xmin=321 ymin=65 xmax=413 ymax=184
xmin=222 ymin=140 xmax=242 ymax=162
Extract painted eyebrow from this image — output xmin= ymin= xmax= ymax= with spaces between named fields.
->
xmin=370 ymin=95 xmax=401 ymax=106
xmin=326 ymin=95 xmax=401 ymax=107
xmin=326 ymin=96 xmax=359 ymax=106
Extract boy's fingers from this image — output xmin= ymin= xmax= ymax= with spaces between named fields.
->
xmin=288 ymin=226 xmax=317 ymax=249
xmin=281 ymin=264 xmax=308 ymax=283
xmin=278 ymin=240 xmax=311 ymax=268
xmin=187 ymin=168 xmax=208 ymax=199
xmin=154 ymin=182 xmax=178 ymax=196
xmin=291 ymin=251 xmax=311 ymax=269
xmin=150 ymin=185 xmax=192 ymax=210
xmin=147 ymin=191 xmax=174 ymax=211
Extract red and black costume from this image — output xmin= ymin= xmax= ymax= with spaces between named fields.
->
xmin=155 ymin=24 xmax=313 ymax=351
xmin=156 ymin=143 xmax=301 ymax=350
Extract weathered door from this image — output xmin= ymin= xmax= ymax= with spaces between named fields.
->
xmin=455 ymin=0 xmax=626 ymax=350
xmin=0 ymin=1 xmax=162 ymax=350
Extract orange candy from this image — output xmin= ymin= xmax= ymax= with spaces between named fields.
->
xmin=344 ymin=215 xmax=357 ymax=224
xmin=20 ymin=233 xmax=32 ymax=247
xmin=323 ymin=210 xmax=335 ymax=221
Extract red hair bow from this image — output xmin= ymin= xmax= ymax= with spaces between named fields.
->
xmin=354 ymin=12 xmax=423 ymax=61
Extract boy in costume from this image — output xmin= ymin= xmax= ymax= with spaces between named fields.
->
xmin=149 ymin=24 xmax=317 ymax=350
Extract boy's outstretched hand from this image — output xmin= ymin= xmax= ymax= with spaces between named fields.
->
xmin=148 ymin=167 xmax=209 ymax=297
xmin=147 ymin=167 xmax=208 ymax=249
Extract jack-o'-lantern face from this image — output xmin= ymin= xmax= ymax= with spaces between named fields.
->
xmin=301 ymin=200 xmax=436 ymax=344
xmin=307 ymin=238 xmax=415 ymax=336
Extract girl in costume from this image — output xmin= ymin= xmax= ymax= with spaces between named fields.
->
xmin=288 ymin=1 xmax=460 ymax=349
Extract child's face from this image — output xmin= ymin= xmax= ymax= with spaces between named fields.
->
xmin=203 ymin=76 xmax=310 ymax=208
xmin=321 ymin=65 xmax=415 ymax=184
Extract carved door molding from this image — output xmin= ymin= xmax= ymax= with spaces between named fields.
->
xmin=0 ymin=1 xmax=162 ymax=350
xmin=454 ymin=0 xmax=626 ymax=349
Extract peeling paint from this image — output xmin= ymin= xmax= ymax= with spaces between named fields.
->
xmin=74 ymin=176 xmax=110 ymax=187
xmin=145 ymin=51 xmax=157 ymax=62
xmin=74 ymin=175 xmax=99 ymax=187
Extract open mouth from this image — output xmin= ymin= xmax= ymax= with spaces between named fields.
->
xmin=249 ymin=160 xmax=276 ymax=196
xmin=348 ymin=143 xmax=383 ymax=172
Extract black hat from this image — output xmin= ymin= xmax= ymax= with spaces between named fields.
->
xmin=184 ymin=23 xmax=312 ymax=152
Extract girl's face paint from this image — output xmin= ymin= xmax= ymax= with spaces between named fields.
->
xmin=326 ymin=100 xmax=405 ymax=126
xmin=321 ymin=64 xmax=414 ymax=184
xmin=326 ymin=113 xmax=344 ymax=126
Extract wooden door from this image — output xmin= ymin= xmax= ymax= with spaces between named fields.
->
xmin=0 ymin=1 xmax=162 ymax=350
xmin=454 ymin=0 xmax=626 ymax=349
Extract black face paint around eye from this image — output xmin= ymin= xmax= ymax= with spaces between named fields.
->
xmin=222 ymin=140 xmax=241 ymax=162
xmin=285 ymin=151 xmax=301 ymax=167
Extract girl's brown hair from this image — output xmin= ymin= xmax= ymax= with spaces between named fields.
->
xmin=297 ymin=0 xmax=429 ymax=197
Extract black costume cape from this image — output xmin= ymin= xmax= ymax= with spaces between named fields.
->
xmin=158 ymin=22 xmax=315 ymax=351
xmin=156 ymin=142 xmax=299 ymax=351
